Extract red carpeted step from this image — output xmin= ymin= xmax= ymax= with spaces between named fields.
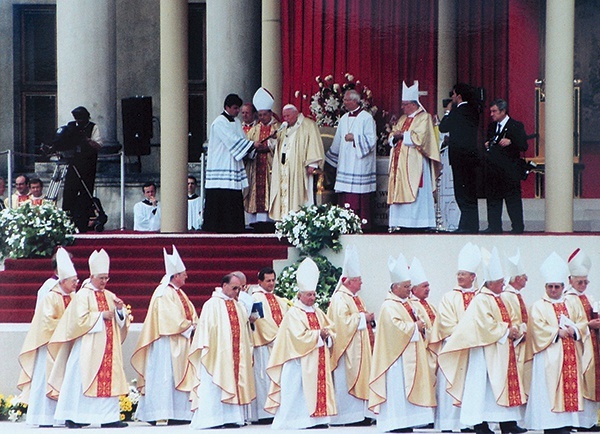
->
xmin=0 ymin=234 xmax=290 ymax=323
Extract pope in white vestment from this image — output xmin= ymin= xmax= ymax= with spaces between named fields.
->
xmin=269 ymin=105 xmax=324 ymax=221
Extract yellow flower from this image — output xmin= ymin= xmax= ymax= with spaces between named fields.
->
xmin=120 ymin=413 xmax=125 ymax=421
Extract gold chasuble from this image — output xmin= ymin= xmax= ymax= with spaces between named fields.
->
xmin=528 ymin=295 xmax=590 ymax=412
xmin=430 ymin=288 xmax=476 ymax=348
xmin=438 ymin=288 xmax=527 ymax=407
xmin=369 ymin=292 xmax=436 ymax=413
xmin=566 ymin=291 xmax=600 ymax=402
xmin=265 ymin=304 xmax=337 ymax=417
xmin=47 ymin=283 xmax=129 ymax=399
xmin=252 ymin=289 xmax=289 ymax=347
xmin=245 ymin=120 xmax=279 ymax=214
xmin=327 ymin=286 xmax=373 ymax=401
xmin=189 ymin=292 xmax=255 ymax=407
xmin=131 ymin=283 xmax=198 ymax=394
xmin=387 ymin=109 xmax=441 ymax=205
xmin=269 ymin=114 xmax=324 ymax=221
xmin=18 ymin=286 xmax=72 ymax=402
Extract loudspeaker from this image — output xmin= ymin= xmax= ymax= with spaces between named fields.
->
xmin=122 ymin=96 xmax=153 ymax=156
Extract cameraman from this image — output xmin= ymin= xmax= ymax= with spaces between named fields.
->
xmin=482 ymin=99 xmax=527 ymax=234
xmin=57 ymin=106 xmax=103 ymax=231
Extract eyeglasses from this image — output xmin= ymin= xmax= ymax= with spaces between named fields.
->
xmin=546 ymin=284 xmax=563 ymax=289
xmin=574 ymin=279 xmax=589 ymax=285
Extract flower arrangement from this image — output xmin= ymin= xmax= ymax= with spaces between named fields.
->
xmin=275 ymin=203 xmax=363 ymax=257
xmin=375 ymin=111 xmax=399 ymax=157
xmin=119 ymin=379 xmax=140 ymax=421
xmin=296 ymin=73 xmax=377 ymax=127
xmin=275 ymin=254 xmax=342 ymax=310
xmin=275 ymin=203 xmax=363 ymax=308
xmin=0 ymin=394 xmax=27 ymax=422
xmin=0 ymin=202 xmax=75 ymax=259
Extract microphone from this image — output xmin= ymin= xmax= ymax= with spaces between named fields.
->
xmin=260 ymin=121 xmax=288 ymax=143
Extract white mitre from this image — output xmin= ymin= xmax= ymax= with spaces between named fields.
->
xmin=409 ymin=257 xmax=428 ymax=286
xmin=568 ymin=248 xmax=591 ymax=277
xmin=540 ymin=252 xmax=569 ymax=284
xmin=56 ymin=247 xmax=77 ymax=281
xmin=89 ymin=248 xmax=110 ymax=275
xmin=481 ymin=246 xmax=504 ymax=283
xmin=506 ymin=249 xmax=526 ymax=278
xmin=389 ymin=253 xmax=410 ymax=284
xmin=297 ymin=257 xmax=319 ymax=293
xmin=402 ymin=80 xmax=419 ymax=102
xmin=253 ymin=87 xmax=274 ymax=111
xmin=457 ymin=242 xmax=481 ymax=274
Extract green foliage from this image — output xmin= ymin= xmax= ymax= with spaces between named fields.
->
xmin=275 ymin=253 xmax=342 ymax=310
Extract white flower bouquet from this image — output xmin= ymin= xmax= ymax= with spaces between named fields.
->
xmin=0 ymin=202 xmax=75 ymax=259
xmin=275 ymin=203 xmax=363 ymax=256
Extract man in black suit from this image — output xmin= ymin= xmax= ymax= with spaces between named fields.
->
xmin=439 ymin=83 xmax=481 ymax=233
xmin=482 ymin=99 xmax=528 ymax=234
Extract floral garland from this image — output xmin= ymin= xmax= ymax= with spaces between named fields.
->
xmin=275 ymin=204 xmax=363 ymax=308
xmin=0 ymin=202 xmax=75 ymax=259
xmin=296 ymin=73 xmax=377 ymax=128
xmin=295 ymin=72 xmax=398 ymax=156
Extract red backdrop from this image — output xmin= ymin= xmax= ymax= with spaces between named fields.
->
xmin=281 ymin=0 xmax=438 ymax=118
xmin=280 ymin=0 xmax=547 ymax=197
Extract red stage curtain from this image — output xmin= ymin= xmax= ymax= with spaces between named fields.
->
xmin=281 ymin=1 xmax=509 ymax=123
xmin=281 ymin=0 xmax=438 ymax=119
xmin=456 ymin=0 xmax=509 ymax=108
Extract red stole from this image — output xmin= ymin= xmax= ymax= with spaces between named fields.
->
xmin=254 ymin=124 xmax=273 ymax=212
xmin=458 ymin=290 xmax=475 ymax=310
xmin=62 ymin=295 xmax=71 ymax=308
xmin=491 ymin=295 xmax=523 ymax=406
xmin=264 ymin=292 xmax=283 ymax=326
xmin=419 ymin=299 xmax=436 ymax=323
xmin=352 ymin=296 xmax=375 ymax=351
xmin=173 ymin=285 xmax=193 ymax=322
xmin=305 ymin=310 xmax=328 ymax=417
xmin=94 ymin=290 xmax=114 ymax=397
xmin=401 ymin=301 xmax=417 ymax=322
xmin=225 ymin=299 xmax=242 ymax=402
xmin=391 ymin=118 xmax=414 ymax=183
xmin=552 ymin=302 xmax=579 ymax=411
xmin=516 ymin=293 xmax=528 ymax=324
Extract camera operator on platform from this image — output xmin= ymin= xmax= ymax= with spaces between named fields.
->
xmin=55 ymin=106 xmax=103 ymax=231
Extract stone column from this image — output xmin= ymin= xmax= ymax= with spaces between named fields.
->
xmin=56 ymin=0 xmax=117 ymax=145
xmin=262 ymin=0 xmax=282 ymax=114
xmin=206 ymin=0 xmax=261 ymax=126
xmin=437 ymin=0 xmax=457 ymax=118
xmin=159 ymin=0 xmax=188 ymax=232
xmin=544 ymin=0 xmax=574 ymax=232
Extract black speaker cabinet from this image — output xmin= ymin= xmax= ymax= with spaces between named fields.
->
xmin=122 ymin=96 xmax=153 ymax=156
